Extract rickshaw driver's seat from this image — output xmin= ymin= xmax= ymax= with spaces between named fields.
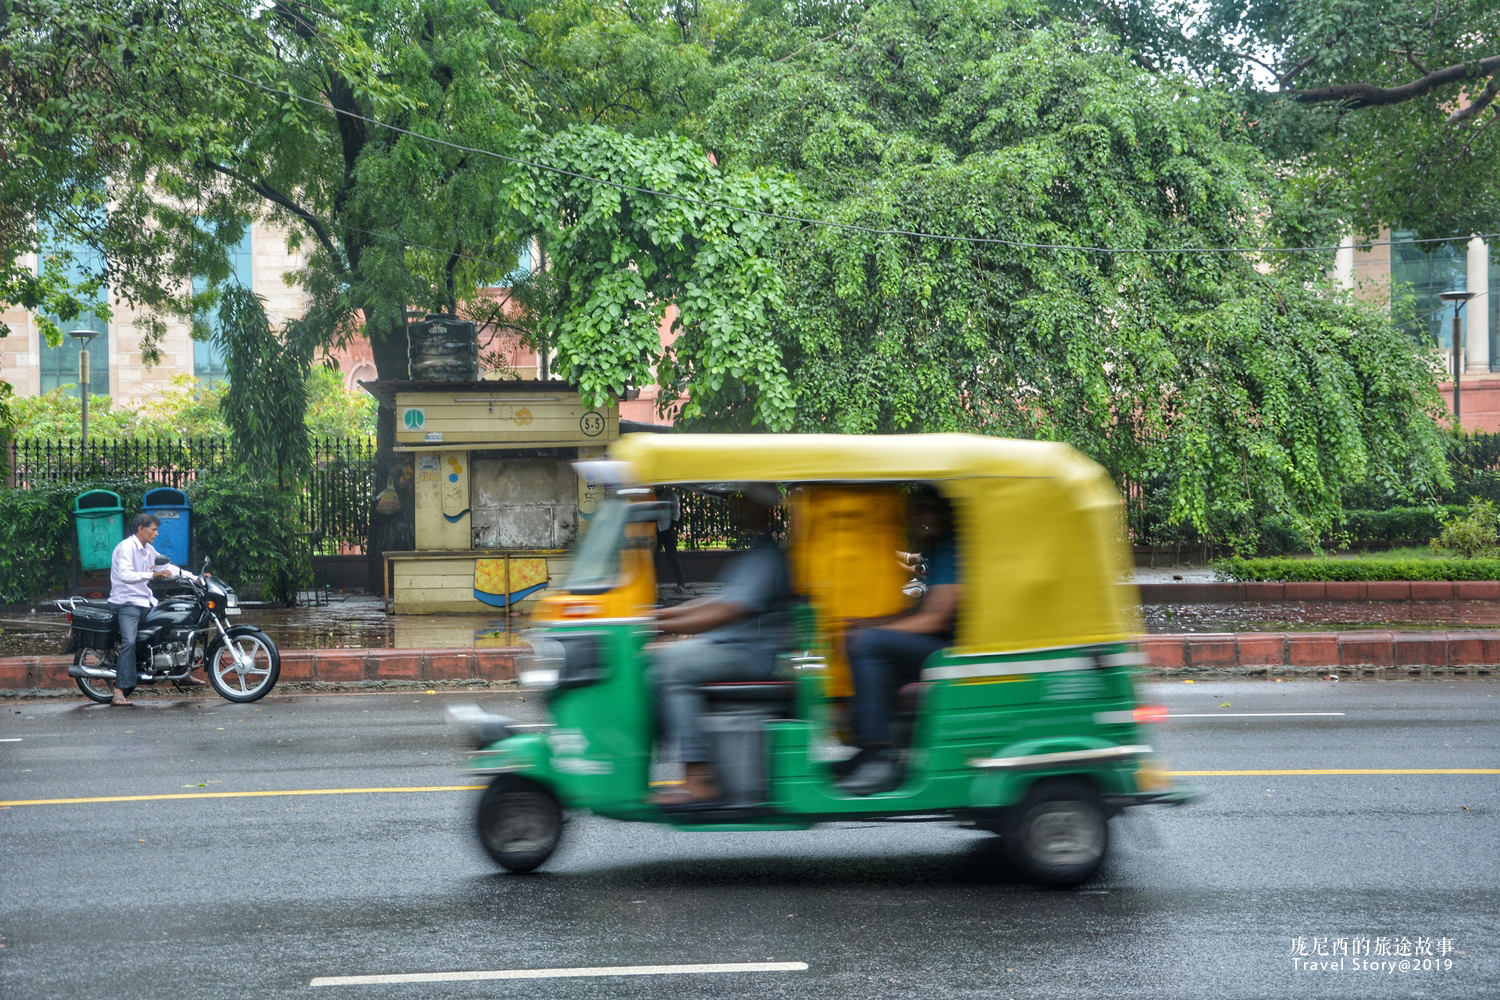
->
xmin=693 ymin=600 xmax=815 ymax=714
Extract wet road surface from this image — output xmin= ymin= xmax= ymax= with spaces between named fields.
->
xmin=2 ymin=680 xmax=1496 ymax=999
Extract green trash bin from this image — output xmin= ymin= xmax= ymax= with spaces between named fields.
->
xmin=74 ymin=490 xmax=126 ymax=572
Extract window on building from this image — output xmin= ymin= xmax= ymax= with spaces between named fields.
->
xmin=1390 ymin=231 xmax=1468 ymax=348
xmin=192 ymin=229 xmax=252 ymax=386
xmin=36 ymin=236 xmax=110 ymax=396
xmin=489 ymin=239 xmax=533 ymax=288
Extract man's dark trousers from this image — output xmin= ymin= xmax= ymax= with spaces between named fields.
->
xmin=847 ymin=628 xmax=948 ymax=747
xmin=109 ymin=603 xmax=147 ymax=694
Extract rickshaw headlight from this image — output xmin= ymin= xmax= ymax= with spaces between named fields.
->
xmin=519 ymin=635 xmax=565 ymax=690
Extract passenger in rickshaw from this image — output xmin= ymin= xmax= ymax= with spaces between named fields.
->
xmin=840 ymin=493 xmax=961 ymax=795
xmin=647 ymin=486 xmax=794 ymax=807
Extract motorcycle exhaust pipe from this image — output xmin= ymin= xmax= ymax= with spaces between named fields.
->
xmin=68 ymin=662 xmax=117 ymax=679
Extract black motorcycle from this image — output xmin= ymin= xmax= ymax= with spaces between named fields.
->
xmin=58 ymin=557 xmax=281 ymax=703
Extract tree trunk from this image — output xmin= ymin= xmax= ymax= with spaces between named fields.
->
xmin=366 ymin=315 xmax=416 ymax=593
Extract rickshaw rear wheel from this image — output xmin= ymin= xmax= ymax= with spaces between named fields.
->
xmin=1003 ymin=779 xmax=1109 ymax=888
xmin=476 ymin=775 xmax=564 ymax=874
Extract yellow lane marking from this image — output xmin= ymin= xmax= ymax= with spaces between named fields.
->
xmin=4 ymin=771 xmax=1498 ymax=808
xmin=1167 ymin=769 xmax=1500 ymax=776
xmin=0 ymin=785 xmax=486 ymax=807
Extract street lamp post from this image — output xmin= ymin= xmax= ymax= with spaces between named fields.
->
xmin=1439 ymin=290 xmax=1477 ymax=425
xmin=67 ymin=329 xmax=99 ymax=446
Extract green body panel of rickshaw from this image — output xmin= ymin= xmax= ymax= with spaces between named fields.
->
xmin=465 ymin=621 xmax=1169 ymax=830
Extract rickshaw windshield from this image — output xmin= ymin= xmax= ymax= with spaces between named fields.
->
xmin=565 ymin=495 xmax=629 ymax=593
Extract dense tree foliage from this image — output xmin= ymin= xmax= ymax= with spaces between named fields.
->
xmin=1 ymin=0 xmax=1459 ymax=550
xmin=1058 ymin=0 xmax=1500 ymax=237
xmin=696 ymin=0 xmax=1449 ymax=546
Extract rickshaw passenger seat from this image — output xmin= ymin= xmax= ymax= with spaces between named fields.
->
xmin=697 ymin=680 xmax=798 ymax=707
xmin=896 ymin=682 xmax=931 ymax=714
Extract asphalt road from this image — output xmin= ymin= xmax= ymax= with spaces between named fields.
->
xmin=2 ymin=680 xmax=1496 ymax=999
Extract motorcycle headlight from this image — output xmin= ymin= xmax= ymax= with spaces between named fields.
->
xmin=518 ymin=634 xmax=565 ymax=690
xmin=225 ymin=590 xmax=238 ymax=608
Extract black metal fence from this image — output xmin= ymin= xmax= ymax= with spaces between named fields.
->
xmin=9 ymin=437 xmax=233 ymax=488
xmin=675 ymin=489 xmax=788 ymax=550
xmin=6 ymin=436 xmax=376 ymax=554
xmin=303 ymin=437 xmax=376 ymax=554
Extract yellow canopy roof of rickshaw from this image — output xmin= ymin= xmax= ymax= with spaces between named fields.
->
xmin=609 ymin=433 xmax=1140 ymax=655
xmin=610 ymin=432 xmax=1095 ymax=484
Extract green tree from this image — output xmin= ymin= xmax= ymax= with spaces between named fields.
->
xmin=698 ymin=0 xmax=1450 ymax=548
xmin=305 ymin=365 xmax=377 ymax=437
xmin=1049 ymin=0 xmax=1500 ymax=238
xmin=501 ymin=126 xmax=799 ymax=426
xmin=3 ymin=0 xmax=794 ymax=578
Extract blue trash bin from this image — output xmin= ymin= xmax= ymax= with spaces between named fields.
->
xmin=143 ymin=486 xmax=191 ymax=567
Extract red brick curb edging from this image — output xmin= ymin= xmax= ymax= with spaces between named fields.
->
xmin=0 ymin=647 xmax=521 ymax=692
xmin=1138 ymin=580 xmax=1500 ymax=603
xmin=5 ymin=632 xmax=1498 ymax=693
xmin=1140 ymin=631 xmax=1500 ymax=674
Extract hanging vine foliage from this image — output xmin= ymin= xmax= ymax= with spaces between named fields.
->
xmin=214 ymin=286 xmax=313 ymax=486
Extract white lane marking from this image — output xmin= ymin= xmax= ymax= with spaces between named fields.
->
xmin=311 ymin=962 xmax=809 ymax=986
xmin=1169 ymin=712 xmax=1345 ymax=718
xmin=0 ymin=738 xmax=21 ymax=742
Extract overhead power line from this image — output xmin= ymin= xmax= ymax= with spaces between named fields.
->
xmin=217 ymin=69 xmax=1500 ymax=258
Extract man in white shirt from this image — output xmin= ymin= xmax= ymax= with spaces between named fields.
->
xmin=107 ymin=513 xmax=200 ymax=705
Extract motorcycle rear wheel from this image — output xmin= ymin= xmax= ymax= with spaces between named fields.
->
xmin=208 ymin=630 xmax=280 ymax=703
xmin=74 ymin=649 xmax=116 ymax=704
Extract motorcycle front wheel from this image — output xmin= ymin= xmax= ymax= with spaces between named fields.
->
xmin=74 ymin=648 xmax=116 ymax=704
xmin=207 ymin=630 xmax=280 ymax=703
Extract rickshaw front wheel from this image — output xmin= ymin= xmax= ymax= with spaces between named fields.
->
xmin=1003 ymin=779 xmax=1109 ymax=888
xmin=477 ymin=775 xmax=564 ymax=874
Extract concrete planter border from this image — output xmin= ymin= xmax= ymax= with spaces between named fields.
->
xmin=1139 ymin=580 xmax=1500 ymax=603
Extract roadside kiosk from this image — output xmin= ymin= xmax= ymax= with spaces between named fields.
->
xmin=359 ymin=380 xmax=621 ymax=615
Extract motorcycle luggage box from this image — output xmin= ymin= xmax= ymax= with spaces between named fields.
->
xmin=70 ymin=604 xmax=118 ymax=649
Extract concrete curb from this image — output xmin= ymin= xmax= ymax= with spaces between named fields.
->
xmin=4 ymin=632 xmax=1498 ymax=698
xmin=1140 ymin=631 xmax=1500 ymax=676
xmin=1138 ymin=580 xmax=1500 ymax=603
xmin=0 ymin=646 xmax=521 ymax=695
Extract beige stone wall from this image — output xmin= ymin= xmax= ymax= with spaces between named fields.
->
xmin=1 ymin=253 xmax=42 ymax=396
xmin=1346 ymin=229 xmax=1393 ymax=305
xmin=1 ymin=222 xmax=309 ymax=406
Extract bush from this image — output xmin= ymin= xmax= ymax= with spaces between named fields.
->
xmin=1337 ymin=506 xmax=1464 ymax=544
xmin=0 ymin=476 xmax=150 ymax=602
xmin=0 ymin=473 xmax=310 ymax=604
xmin=1218 ymin=556 xmax=1500 ymax=582
xmin=1431 ymin=498 xmax=1500 ymax=558
xmin=190 ymin=472 xmax=311 ymax=604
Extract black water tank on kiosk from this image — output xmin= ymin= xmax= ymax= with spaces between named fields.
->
xmin=407 ymin=314 xmax=478 ymax=381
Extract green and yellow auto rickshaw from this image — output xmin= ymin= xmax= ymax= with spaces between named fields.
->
xmin=454 ymin=433 xmax=1195 ymax=887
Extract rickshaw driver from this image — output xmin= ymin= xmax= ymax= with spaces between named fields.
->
xmin=840 ymin=496 xmax=961 ymax=795
xmin=647 ymin=487 xmax=794 ymax=807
